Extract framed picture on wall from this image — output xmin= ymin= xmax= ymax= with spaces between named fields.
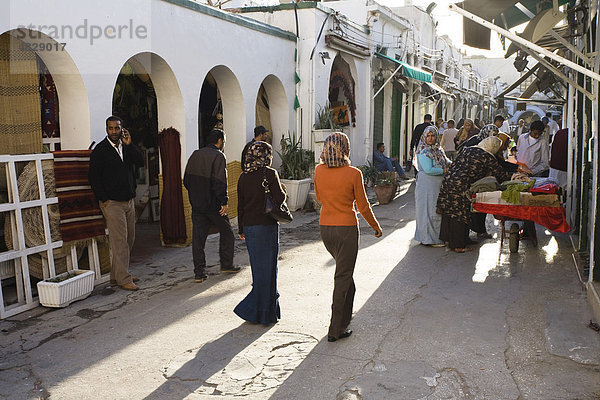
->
xmin=151 ymin=199 xmax=160 ymax=222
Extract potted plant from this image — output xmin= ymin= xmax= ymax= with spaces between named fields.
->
xmin=374 ymin=171 xmax=397 ymax=205
xmin=37 ymin=269 xmax=95 ymax=308
xmin=278 ymin=132 xmax=315 ymax=211
xmin=313 ymin=103 xmax=336 ymax=143
xmin=357 ymin=161 xmax=379 ymax=188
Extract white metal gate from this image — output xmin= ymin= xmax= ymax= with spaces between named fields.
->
xmin=0 ymin=154 xmax=62 ymax=319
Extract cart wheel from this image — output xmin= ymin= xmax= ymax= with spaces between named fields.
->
xmin=509 ymin=223 xmax=519 ymax=253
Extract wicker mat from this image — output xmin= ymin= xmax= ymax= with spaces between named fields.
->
xmin=0 ymin=34 xmax=42 ymax=155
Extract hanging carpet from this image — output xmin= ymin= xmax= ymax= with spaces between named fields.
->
xmin=53 ymin=150 xmax=106 ymax=244
xmin=39 ymin=62 xmax=59 ymax=138
xmin=158 ymin=128 xmax=186 ymax=245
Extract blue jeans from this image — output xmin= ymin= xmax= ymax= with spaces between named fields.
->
xmin=376 ymin=158 xmax=405 ymax=176
xmin=234 ymin=224 xmax=280 ymax=325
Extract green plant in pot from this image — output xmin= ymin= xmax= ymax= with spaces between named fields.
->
xmin=357 ymin=161 xmax=379 ymax=187
xmin=314 ymin=103 xmax=336 ymax=130
xmin=278 ymin=131 xmax=314 ymax=180
xmin=374 ymin=171 xmax=397 ymax=205
xmin=277 ymin=132 xmax=315 ymax=211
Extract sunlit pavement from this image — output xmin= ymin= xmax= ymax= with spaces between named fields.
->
xmin=1 ymin=179 xmax=599 ymax=399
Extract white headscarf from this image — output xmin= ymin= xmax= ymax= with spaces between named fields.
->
xmin=476 ymin=136 xmax=503 ymax=155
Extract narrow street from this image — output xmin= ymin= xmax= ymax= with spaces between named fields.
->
xmin=1 ymin=180 xmax=599 ymax=400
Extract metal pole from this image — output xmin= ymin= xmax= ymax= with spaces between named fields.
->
xmin=448 ymin=3 xmax=600 ymax=83
xmin=566 ymin=82 xmax=574 ymax=226
xmin=373 ymin=64 xmax=403 ymax=99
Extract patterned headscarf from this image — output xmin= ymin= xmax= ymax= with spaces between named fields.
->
xmin=456 ymin=118 xmax=475 ymax=144
xmin=476 ymin=124 xmax=499 ymax=141
xmin=477 ymin=136 xmax=503 ymax=155
xmin=416 ymin=126 xmax=450 ymax=169
xmin=244 ymin=141 xmax=273 ymax=173
xmin=320 ymin=132 xmax=350 ymax=168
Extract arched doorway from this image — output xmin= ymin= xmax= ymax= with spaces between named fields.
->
xmin=0 ymin=29 xmax=89 ymax=153
xmin=112 ymin=53 xmax=184 ymax=237
xmin=198 ymin=66 xmax=245 ymax=217
xmin=328 ymin=54 xmax=357 ymax=130
xmin=0 ymin=29 xmax=89 ymax=316
xmin=255 ymin=75 xmax=289 ymax=169
xmin=328 ymin=53 xmax=361 ymax=160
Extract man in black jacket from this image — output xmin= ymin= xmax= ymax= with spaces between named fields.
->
xmin=241 ymin=125 xmax=268 ymax=171
xmin=410 ymin=114 xmax=433 ymax=155
xmin=184 ymin=129 xmax=240 ymax=282
xmin=89 ymin=116 xmax=144 ymax=291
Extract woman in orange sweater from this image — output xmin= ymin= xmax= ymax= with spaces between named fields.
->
xmin=314 ymin=132 xmax=382 ymax=342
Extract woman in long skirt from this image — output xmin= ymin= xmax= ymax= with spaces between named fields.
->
xmin=234 ymin=141 xmax=286 ymax=325
xmin=414 ymin=126 xmax=450 ymax=246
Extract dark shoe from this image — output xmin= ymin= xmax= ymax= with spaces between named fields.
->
xmin=328 ymin=329 xmax=353 ymax=342
xmin=477 ymin=232 xmax=493 ymax=239
xmin=194 ymin=273 xmax=208 ymax=283
xmin=119 ymin=282 xmax=139 ymax=291
xmin=220 ymin=266 xmax=241 ymax=273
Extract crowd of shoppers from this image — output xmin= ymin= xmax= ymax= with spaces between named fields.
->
xmin=90 ymin=111 xmax=563 ymax=342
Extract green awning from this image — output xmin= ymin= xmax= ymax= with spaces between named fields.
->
xmin=374 ymin=52 xmax=432 ymax=83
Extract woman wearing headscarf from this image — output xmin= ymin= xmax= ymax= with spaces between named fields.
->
xmin=454 ymin=118 xmax=479 ymax=149
xmin=235 ymin=141 xmax=286 ymax=325
xmin=456 ymin=123 xmax=499 ymax=153
xmin=314 ymin=132 xmax=382 ymax=342
xmin=437 ymin=137 xmax=512 ymax=253
xmin=454 ymin=123 xmax=502 ymax=238
xmin=414 ymin=126 xmax=450 ymax=246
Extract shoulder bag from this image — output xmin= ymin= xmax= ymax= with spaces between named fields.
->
xmin=263 ymin=169 xmax=293 ymax=223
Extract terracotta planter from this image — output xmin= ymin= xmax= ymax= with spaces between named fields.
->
xmin=374 ymin=184 xmax=397 ymax=205
xmin=37 ymin=269 xmax=95 ymax=308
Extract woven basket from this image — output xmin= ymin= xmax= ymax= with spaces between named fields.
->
xmin=4 ymin=160 xmax=110 ymax=279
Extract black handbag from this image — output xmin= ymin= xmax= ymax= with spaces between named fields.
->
xmin=263 ymin=170 xmax=293 ymax=223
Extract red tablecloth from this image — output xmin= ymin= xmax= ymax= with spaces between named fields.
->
xmin=473 ymin=203 xmax=570 ymax=233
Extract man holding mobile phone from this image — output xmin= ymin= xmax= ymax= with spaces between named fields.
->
xmin=89 ymin=116 xmax=144 ymax=290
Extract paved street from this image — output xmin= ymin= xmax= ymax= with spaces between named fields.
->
xmin=1 ymin=180 xmax=599 ymax=400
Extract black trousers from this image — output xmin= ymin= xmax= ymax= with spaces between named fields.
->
xmin=192 ymin=211 xmax=234 ymax=275
xmin=320 ymin=225 xmax=359 ymax=339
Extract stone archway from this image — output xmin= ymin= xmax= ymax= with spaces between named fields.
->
xmin=198 ymin=66 xmax=245 ymax=162
xmin=112 ymin=52 xmax=184 ymax=229
xmin=328 ymin=54 xmax=358 ymax=129
xmin=198 ymin=66 xmax=245 ymax=219
xmin=0 ymin=29 xmax=89 ymax=151
xmin=255 ymin=74 xmax=289 ymax=169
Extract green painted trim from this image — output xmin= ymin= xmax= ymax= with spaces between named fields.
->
xmin=161 ymin=0 xmax=296 ymax=41
xmin=235 ymin=2 xmax=317 ymax=13
xmin=374 ymin=52 xmax=432 ymax=83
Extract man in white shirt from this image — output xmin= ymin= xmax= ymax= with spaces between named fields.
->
xmin=546 ymin=112 xmax=560 ymax=137
xmin=512 ymin=118 xmax=528 ymax=139
xmin=516 ymin=120 xmax=549 ymax=177
xmin=439 ymin=119 xmax=458 ymax=160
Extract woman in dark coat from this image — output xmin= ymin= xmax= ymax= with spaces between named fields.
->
xmin=456 ymin=123 xmax=499 ymax=154
xmin=454 ymin=118 xmax=480 ymax=149
xmin=437 ymin=137 xmax=512 ymax=253
xmin=235 ymin=141 xmax=286 ymax=325
xmin=455 ymin=123 xmax=501 ymax=238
